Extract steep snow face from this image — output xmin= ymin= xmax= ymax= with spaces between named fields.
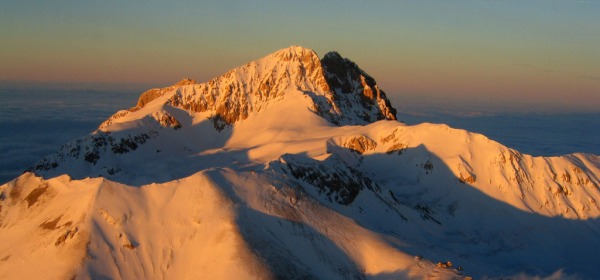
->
xmin=4 ymin=46 xmax=600 ymax=279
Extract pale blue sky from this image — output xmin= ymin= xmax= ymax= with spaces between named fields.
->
xmin=1 ymin=0 xmax=599 ymax=110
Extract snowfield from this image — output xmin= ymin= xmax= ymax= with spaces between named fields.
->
xmin=1 ymin=46 xmax=600 ymax=279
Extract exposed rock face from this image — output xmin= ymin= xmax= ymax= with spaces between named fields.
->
xmin=167 ymin=47 xmax=330 ymax=128
xmin=342 ymin=135 xmax=378 ymax=154
xmin=321 ymin=51 xmax=397 ymax=123
xmin=165 ymin=46 xmax=397 ymax=128
xmin=136 ymin=78 xmax=197 ymax=109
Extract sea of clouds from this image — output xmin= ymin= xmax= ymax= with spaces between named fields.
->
xmin=0 ymin=87 xmax=139 ymax=184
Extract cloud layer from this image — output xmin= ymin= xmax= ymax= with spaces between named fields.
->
xmin=0 ymin=87 xmax=138 ymax=184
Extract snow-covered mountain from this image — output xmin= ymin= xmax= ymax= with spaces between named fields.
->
xmin=2 ymin=46 xmax=600 ymax=279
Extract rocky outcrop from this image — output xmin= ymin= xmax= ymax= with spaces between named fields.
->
xmin=29 ymin=131 xmax=155 ymax=172
xmin=99 ymin=79 xmax=197 ymax=130
xmin=151 ymin=111 xmax=182 ymax=129
xmin=342 ymin=135 xmax=377 ymax=154
xmin=278 ymin=154 xmax=379 ymax=205
xmin=136 ymin=78 xmax=197 ymax=109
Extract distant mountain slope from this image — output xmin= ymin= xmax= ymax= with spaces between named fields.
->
xmin=1 ymin=46 xmax=599 ymax=279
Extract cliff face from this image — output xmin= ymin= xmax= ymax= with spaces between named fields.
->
xmin=321 ymin=51 xmax=397 ymax=123
xmin=164 ymin=46 xmax=397 ymax=128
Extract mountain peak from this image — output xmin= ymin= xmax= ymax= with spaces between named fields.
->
xmin=173 ymin=78 xmax=197 ymax=86
xmin=160 ymin=46 xmax=398 ymax=128
xmin=97 ymin=46 xmax=398 ymax=133
xmin=323 ymin=50 xmax=343 ymax=60
xmin=270 ymin=45 xmax=320 ymax=63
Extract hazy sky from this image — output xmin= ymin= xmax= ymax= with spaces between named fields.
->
xmin=1 ymin=1 xmax=599 ymax=111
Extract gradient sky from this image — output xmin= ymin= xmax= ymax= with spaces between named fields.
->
xmin=1 ymin=0 xmax=599 ymax=111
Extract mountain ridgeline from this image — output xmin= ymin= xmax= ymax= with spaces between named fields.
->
xmin=1 ymin=46 xmax=600 ymax=279
xmin=145 ymin=46 xmax=395 ymax=130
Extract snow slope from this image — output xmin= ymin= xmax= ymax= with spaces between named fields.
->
xmin=2 ymin=46 xmax=600 ymax=279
